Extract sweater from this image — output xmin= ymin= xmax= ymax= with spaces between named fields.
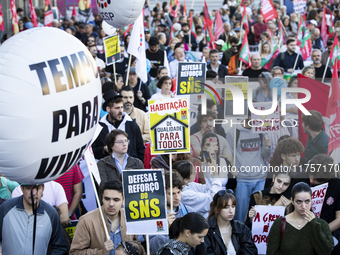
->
xmin=267 ymin=217 xmax=334 ymax=255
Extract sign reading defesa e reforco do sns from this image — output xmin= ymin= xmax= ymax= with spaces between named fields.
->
xmin=149 ymin=97 xmax=190 ymax=154
xmin=177 ymin=62 xmax=206 ymax=95
xmin=122 ymin=169 xmax=168 ymax=235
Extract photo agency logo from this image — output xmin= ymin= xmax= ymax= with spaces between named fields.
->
xmin=199 ymin=78 xmax=312 ymax=128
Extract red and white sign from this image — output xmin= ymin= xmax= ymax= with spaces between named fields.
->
xmin=311 ymin=182 xmax=328 ymax=218
xmin=251 ymin=102 xmax=280 ymax=133
xmin=252 ymin=205 xmax=286 ymax=254
xmin=261 ymin=0 xmax=278 ymax=23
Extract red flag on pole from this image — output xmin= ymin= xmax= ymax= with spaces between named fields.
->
xmin=10 ymin=0 xmax=19 ymax=34
xmin=326 ymin=61 xmax=340 ymax=155
xmin=241 ymin=5 xmax=249 ymax=34
xmin=260 ymin=0 xmax=278 ymax=23
xmin=183 ymin=0 xmax=187 ymax=18
xmin=321 ymin=4 xmax=328 ymax=50
xmin=0 ymin=3 xmax=4 ymax=31
xmin=239 ymin=33 xmax=251 ymax=67
xmin=29 ymin=0 xmax=38 ymax=27
xmin=298 ymin=74 xmax=330 ymax=149
xmin=214 ymin=9 xmax=224 ymax=40
xmin=171 ymin=0 xmax=180 ymax=18
xmin=330 ymin=35 xmax=340 ymax=67
xmin=72 ymin=5 xmax=77 ymax=17
xmin=44 ymin=0 xmax=53 ymax=27
xmin=203 ymin=0 xmax=213 ymax=28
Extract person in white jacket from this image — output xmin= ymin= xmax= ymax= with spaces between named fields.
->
xmin=173 ymin=159 xmax=223 ymax=218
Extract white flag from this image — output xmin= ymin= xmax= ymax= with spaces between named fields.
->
xmin=127 ymin=13 xmax=148 ymax=83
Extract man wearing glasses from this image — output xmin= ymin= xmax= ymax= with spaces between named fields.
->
xmin=97 ymin=129 xmax=144 ymax=183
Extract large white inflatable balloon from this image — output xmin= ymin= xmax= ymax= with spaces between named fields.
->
xmin=97 ymin=0 xmax=144 ymax=28
xmin=0 ymin=27 xmax=102 ymax=184
xmin=102 ymin=20 xmax=116 ymax=36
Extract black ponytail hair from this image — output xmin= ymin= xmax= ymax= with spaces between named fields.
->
xmin=169 ymin=212 xmax=209 ymax=239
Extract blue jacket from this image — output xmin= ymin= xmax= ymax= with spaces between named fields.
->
xmin=0 ymin=196 xmax=67 ymax=255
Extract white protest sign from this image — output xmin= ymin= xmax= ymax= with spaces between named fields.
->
xmin=252 ymin=205 xmax=285 ymax=254
xmin=311 ymin=182 xmax=329 ymax=218
xmin=251 ymin=102 xmax=280 ymax=134
xmin=293 ymin=0 xmax=306 ymax=14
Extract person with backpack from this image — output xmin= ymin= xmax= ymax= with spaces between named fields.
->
xmin=267 ymin=182 xmax=333 ymax=255
xmin=149 ymin=171 xmax=195 ymax=255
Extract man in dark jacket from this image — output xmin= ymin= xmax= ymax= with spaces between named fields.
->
xmin=222 ymin=37 xmax=239 ymax=66
xmin=273 ymin=39 xmax=304 ymax=73
xmin=92 ymin=90 xmax=145 ymax=161
xmin=97 ymin=129 xmax=144 ymax=183
xmin=207 ymin=49 xmax=229 ymax=79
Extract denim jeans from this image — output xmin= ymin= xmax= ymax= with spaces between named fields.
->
xmin=234 ymin=179 xmax=266 ymax=222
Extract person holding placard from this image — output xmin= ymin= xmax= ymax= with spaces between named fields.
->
xmin=175 ymin=160 xmax=223 ymax=218
xmin=308 ymin=154 xmax=340 ymax=254
xmin=150 ymin=76 xmax=175 ymax=100
xmin=205 ymin=190 xmax=257 ymax=255
xmin=157 ymin=212 xmax=209 ymax=255
xmin=267 ymin=182 xmax=334 ymax=255
xmin=246 ymin=171 xmax=293 ymax=228
xmin=150 ymin=171 xmax=195 ymax=255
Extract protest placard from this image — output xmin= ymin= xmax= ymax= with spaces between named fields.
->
xmin=252 ymin=205 xmax=285 ymax=254
xmin=103 ymin=34 xmax=121 ymax=66
xmin=122 ymin=169 xmax=168 ymax=235
xmin=251 ymin=102 xmax=280 ymax=133
xmin=149 ymin=97 xmax=190 ymax=154
xmin=177 ymin=62 xmax=206 ymax=95
xmin=293 ymin=0 xmax=306 ymax=15
xmin=311 ymin=182 xmax=329 ymax=217
xmin=224 ymin=76 xmax=248 ymax=118
xmin=65 ymin=220 xmax=79 ymax=239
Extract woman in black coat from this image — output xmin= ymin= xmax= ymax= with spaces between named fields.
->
xmin=204 ymin=190 xmax=258 ymax=255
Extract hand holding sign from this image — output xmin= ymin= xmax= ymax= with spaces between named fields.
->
xmin=249 ymin=206 xmax=256 ymax=219
xmin=104 ymin=240 xmax=114 ymax=252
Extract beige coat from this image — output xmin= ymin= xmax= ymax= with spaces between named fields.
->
xmin=129 ymin=106 xmax=151 ymax=144
xmin=70 ymin=207 xmax=138 ymax=255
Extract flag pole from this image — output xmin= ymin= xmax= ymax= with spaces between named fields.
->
xmin=190 ymin=0 xmax=195 ymax=10
xmin=292 ymin=53 xmax=299 ymax=71
xmin=113 ymin=62 xmax=117 ymax=84
xmin=322 ymin=57 xmax=331 ymax=83
xmin=125 ymin=54 xmax=132 ymax=86
xmin=169 ymin=153 xmax=173 ymax=212
xmin=146 ymin=234 xmax=150 ymax=255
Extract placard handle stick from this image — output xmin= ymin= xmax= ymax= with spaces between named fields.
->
xmin=169 ymin=153 xmax=173 ymax=212
xmin=125 ymin=54 xmax=132 ymax=86
xmin=113 ymin=62 xmax=117 ymax=84
xmin=233 ymin=123 xmax=237 ymax=174
xmin=86 ymin=158 xmax=110 ymax=240
xmin=191 ymin=0 xmax=195 ymax=10
xmin=321 ymin=57 xmax=330 ymax=83
xmin=146 ymin=234 xmax=150 ymax=255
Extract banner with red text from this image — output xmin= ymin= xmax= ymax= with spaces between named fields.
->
xmin=149 ymin=97 xmax=190 ymax=154
xmin=311 ymin=182 xmax=328 ymax=218
xmin=252 ymin=205 xmax=286 ymax=254
xmin=260 ymin=0 xmax=278 ymax=23
xmin=251 ymin=102 xmax=280 ymax=134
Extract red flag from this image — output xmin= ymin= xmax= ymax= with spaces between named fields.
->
xmin=29 ymin=0 xmax=38 ymax=27
xmin=171 ymin=0 xmax=180 ymax=18
xmin=72 ymin=5 xmax=77 ymax=17
xmin=260 ymin=0 xmax=278 ymax=23
xmin=214 ymin=9 xmax=224 ymax=40
xmin=241 ymin=5 xmax=249 ymax=34
xmin=168 ymin=24 xmax=175 ymax=46
xmin=183 ymin=0 xmax=187 ymax=18
xmin=0 ymin=2 xmax=4 ymax=31
xmin=321 ymin=4 xmax=328 ymax=50
xmin=124 ymin=24 xmax=133 ymax=37
xmin=239 ymin=33 xmax=251 ymax=66
xmin=330 ymin=35 xmax=340 ymax=67
xmin=44 ymin=0 xmax=53 ymax=27
xmin=10 ymin=0 xmax=19 ymax=34
xmin=298 ymin=74 xmax=330 ymax=150
xmin=326 ymin=61 xmax=340 ymax=154
xmin=204 ymin=0 xmax=213 ymax=28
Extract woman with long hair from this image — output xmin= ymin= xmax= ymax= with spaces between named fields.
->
xmin=150 ymin=76 xmax=175 ymax=99
xmin=253 ymin=72 xmax=273 ymax=102
xmin=205 ymin=190 xmax=257 ymax=254
xmin=96 ymin=28 xmax=107 ymax=47
xmin=157 ymin=213 xmax=209 ymax=255
xmin=259 ymin=41 xmax=272 ymax=68
xmin=246 ymin=171 xmax=293 ymax=228
xmin=267 ymin=182 xmax=334 ymax=255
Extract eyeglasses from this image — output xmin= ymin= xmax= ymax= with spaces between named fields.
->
xmin=213 ymin=189 xmax=234 ymax=205
xmin=231 ymin=45 xmax=238 ymax=48
xmin=114 ymin=139 xmax=130 ymax=145
xmin=87 ymin=39 xmax=95 ymax=42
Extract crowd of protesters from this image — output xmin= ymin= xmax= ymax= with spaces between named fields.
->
xmin=1 ymin=0 xmax=340 ymax=254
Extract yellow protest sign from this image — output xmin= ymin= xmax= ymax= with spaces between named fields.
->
xmin=149 ymin=97 xmax=190 ymax=154
xmin=103 ymin=34 xmax=120 ymax=65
